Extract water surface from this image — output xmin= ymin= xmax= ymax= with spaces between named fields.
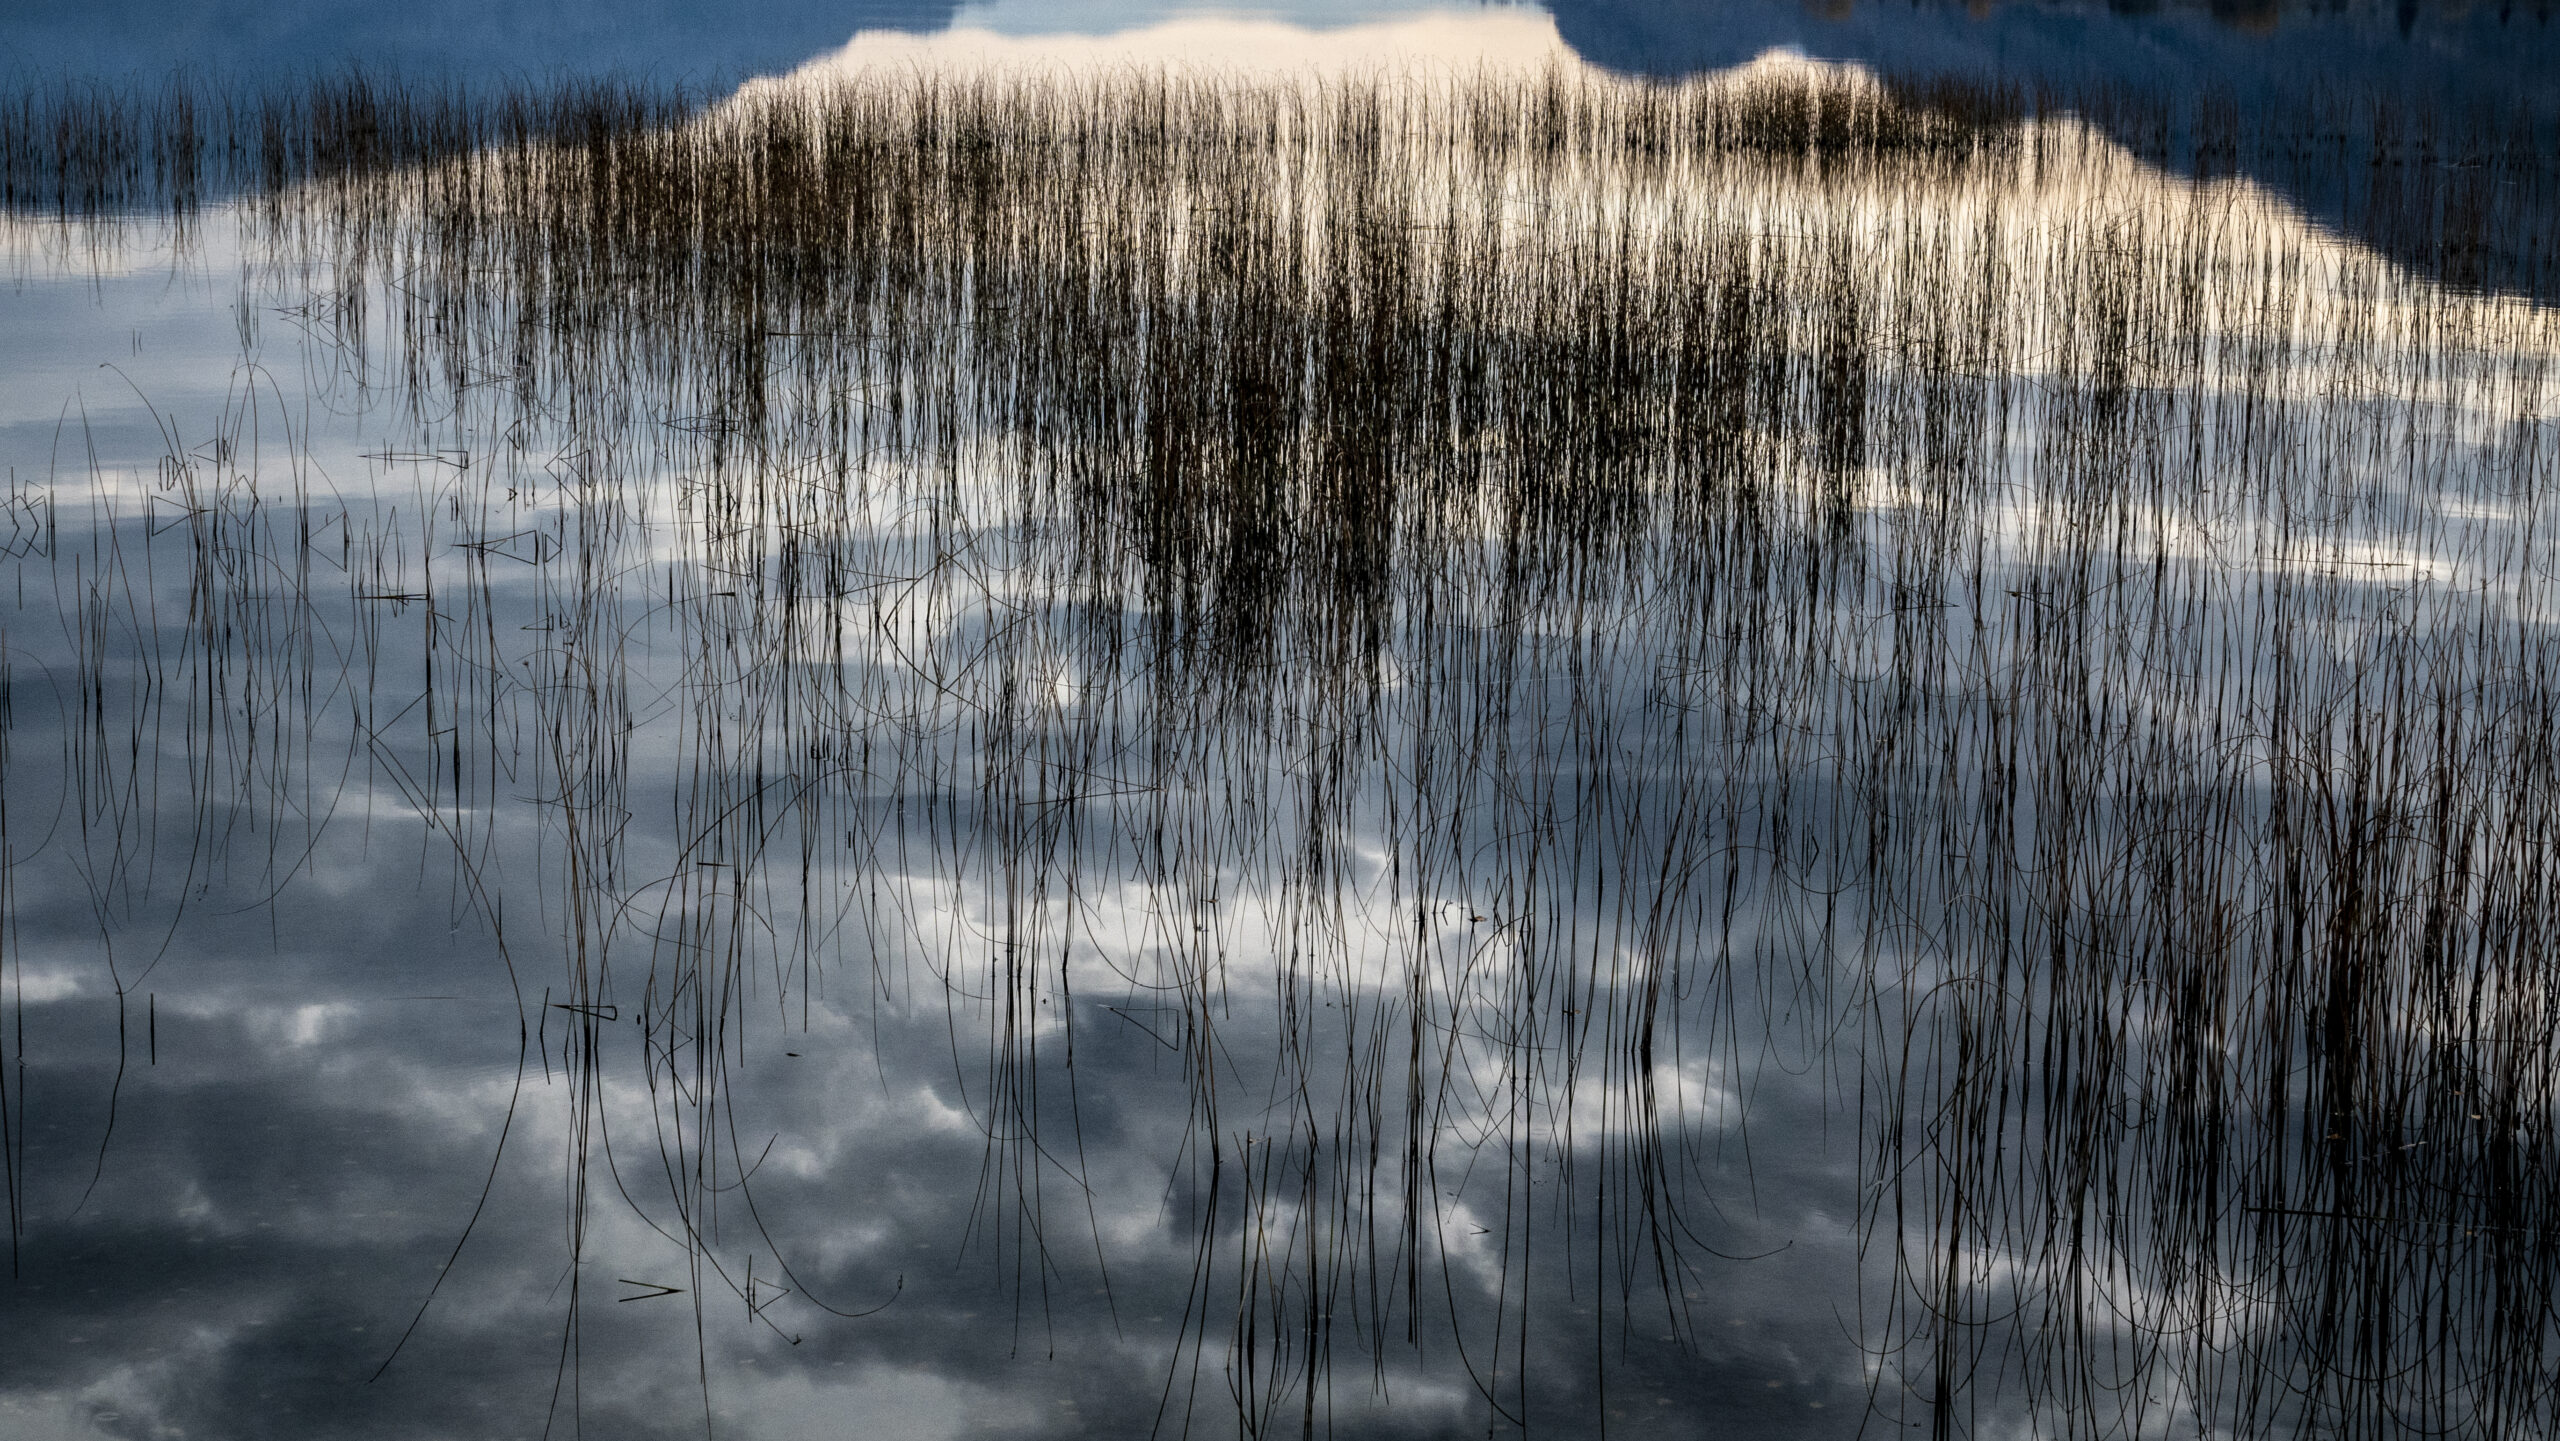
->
xmin=4 ymin=11 xmax=2560 ymax=1441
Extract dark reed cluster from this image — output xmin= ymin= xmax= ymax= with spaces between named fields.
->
xmin=5 ymin=55 xmax=2560 ymax=1438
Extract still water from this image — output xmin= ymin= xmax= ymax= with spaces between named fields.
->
xmin=4 ymin=5 xmax=2560 ymax=1439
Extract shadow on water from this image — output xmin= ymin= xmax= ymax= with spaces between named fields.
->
xmin=1 ymin=43 xmax=2559 ymax=1439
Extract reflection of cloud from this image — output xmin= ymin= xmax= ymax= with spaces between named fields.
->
xmin=723 ymin=1364 xmax=1041 ymax=1440
xmin=757 ymin=10 xmax=1576 ymax=89
xmin=9 ymin=966 xmax=91 ymax=1004
xmin=0 ymin=1392 xmax=124 ymax=1441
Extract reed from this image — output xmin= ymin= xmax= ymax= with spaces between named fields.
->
xmin=4 ymin=53 xmax=2559 ymax=1438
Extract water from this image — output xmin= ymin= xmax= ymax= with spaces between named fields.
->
xmin=3 ymin=8 xmax=2559 ymax=1441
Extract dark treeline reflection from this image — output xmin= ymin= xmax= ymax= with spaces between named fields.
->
xmin=4 ymin=55 xmax=2560 ymax=1439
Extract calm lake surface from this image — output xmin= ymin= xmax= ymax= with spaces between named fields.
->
xmin=5 ymin=5 xmax=2560 ymax=1439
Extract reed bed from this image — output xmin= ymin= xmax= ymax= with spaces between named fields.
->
xmin=4 ymin=55 xmax=2560 ymax=1438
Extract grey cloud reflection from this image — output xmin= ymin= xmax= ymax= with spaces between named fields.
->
xmin=0 ymin=801 xmax=1860 ymax=1438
